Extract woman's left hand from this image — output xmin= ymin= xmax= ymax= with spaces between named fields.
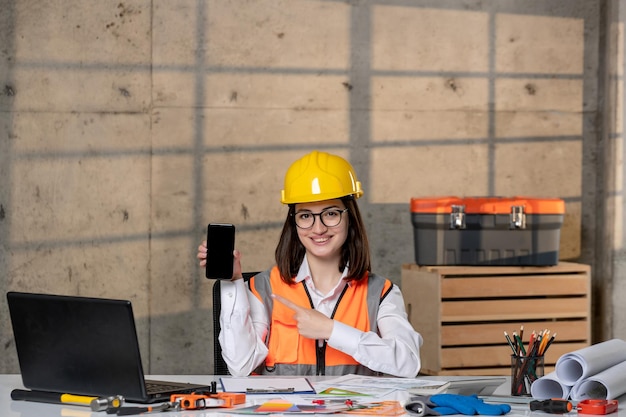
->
xmin=271 ymin=294 xmax=334 ymax=340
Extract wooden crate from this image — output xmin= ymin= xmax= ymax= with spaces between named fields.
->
xmin=401 ymin=262 xmax=591 ymax=376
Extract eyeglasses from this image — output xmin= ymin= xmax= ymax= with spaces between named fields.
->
xmin=292 ymin=208 xmax=348 ymax=229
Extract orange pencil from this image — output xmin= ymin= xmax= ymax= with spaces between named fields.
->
xmin=527 ymin=331 xmax=536 ymax=356
xmin=541 ymin=332 xmax=557 ymax=355
xmin=538 ymin=330 xmax=551 ymax=355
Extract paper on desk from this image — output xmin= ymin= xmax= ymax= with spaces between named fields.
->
xmin=569 ymin=360 xmax=626 ymax=401
xmin=555 ymin=339 xmax=626 ymax=385
xmin=313 ymin=374 xmax=447 ymax=399
xmin=530 ymin=372 xmax=572 ymax=400
xmin=227 ymin=399 xmax=405 ymax=415
xmin=345 ymin=401 xmax=406 ymax=416
xmin=227 ymin=399 xmax=351 ymax=414
xmin=220 ymin=376 xmax=316 ymax=394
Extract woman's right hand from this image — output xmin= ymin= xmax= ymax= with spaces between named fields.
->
xmin=197 ymin=240 xmax=208 ymax=267
xmin=197 ymin=241 xmax=244 ymax=281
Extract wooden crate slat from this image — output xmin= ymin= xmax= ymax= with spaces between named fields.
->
xmin=411 ymin=261 xmax=590 ymax=278
xmin=441 ymin=298 xmax=589 ymax=322
xmin=441 ymin=275 xmax=589 ymax=298
xmin=440 ymin=342 xmax=588 ymax=368
xmin=441 ymin=320 xmax=589 ymax=346
xmin=420 ymin=366 xmax=556 ymax=377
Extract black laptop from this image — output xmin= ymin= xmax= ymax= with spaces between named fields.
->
xmin=7 ymin=291 xmax=212 ymax=403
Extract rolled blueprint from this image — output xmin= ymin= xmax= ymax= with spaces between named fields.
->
xmin=569 ymin=360 xmax=626 ymax=401
xmin=530 ymin=372 xmax=572 ymax=400
xmin=555 ymin=339 xmax=626 ymax=386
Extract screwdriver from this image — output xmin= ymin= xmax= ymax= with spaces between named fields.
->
xmin=530 ymin=399 xmax=573 ymax=414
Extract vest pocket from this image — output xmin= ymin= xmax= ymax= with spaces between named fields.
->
xmin=269 ymin=317 xmax=299 ymax=364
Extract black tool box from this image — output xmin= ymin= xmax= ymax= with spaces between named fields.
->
xmin=410 ymin=196 xmax=565 ymax=266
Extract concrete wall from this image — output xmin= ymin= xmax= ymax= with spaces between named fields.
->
xmin=610 ymin=0 xmax=626 ymax=340
xmin=0 ymin=0 xmax=611 ymax=375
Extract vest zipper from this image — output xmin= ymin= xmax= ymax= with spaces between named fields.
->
xmin=303 ymin=282 xmax=350 ymax=376
xmin=316 ymin=341 xmax=327 ymax=375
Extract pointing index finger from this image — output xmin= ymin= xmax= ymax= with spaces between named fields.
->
xmin=271 ymin=294 xmax=304 ymax=312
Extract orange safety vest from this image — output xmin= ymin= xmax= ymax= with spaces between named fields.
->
xmin=249 ymin=266 xmax=393 ymax=376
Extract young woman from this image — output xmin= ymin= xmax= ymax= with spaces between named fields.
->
xmin=198 ymin=151 xmax=422 ymax=377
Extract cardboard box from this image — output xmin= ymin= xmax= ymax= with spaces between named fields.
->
xmin=411 ymin=196 xmax=565 ymax=266
xmin=402 ymin=262 xmax=591 ymax=376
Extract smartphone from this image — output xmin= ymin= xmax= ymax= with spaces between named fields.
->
xmin=205 ymin=223 xmax=235 ymax=279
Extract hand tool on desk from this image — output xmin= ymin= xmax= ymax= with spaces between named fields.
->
xmin=169 ymin=392 xmax=245 ymax=410
xmin=113 ymin=381 xmax=247 ymax=415
xmin=529 ymin=399 xmax=572 ymax=414
xmin=405 ymin=399 xmax=428 ymax=417
xmin=405 ymin=394 xmax=511 ymax=416
xmin=576 ymin=399 xmax=619 ymax=415
xmin=115 ymin=402 xmax=172 ymax=415
xmin=190 ymin=380 xmax=246 ymax=408
xmin=11 ymin=388 xmax=124 ymax=411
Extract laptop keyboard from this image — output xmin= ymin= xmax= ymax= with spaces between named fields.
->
xmin=145 ymin=381 xmax=188 ymax=394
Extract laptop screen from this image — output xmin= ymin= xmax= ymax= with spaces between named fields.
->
xmin=7 ymin=291 xmax=150 ymax=401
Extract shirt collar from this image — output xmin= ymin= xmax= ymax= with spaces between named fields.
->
xmin=295 ymin=254 xmax=350 ymax=284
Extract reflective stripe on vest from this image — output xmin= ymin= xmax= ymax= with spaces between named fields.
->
xmin=249 ymin=266 xmax=393 ymax=376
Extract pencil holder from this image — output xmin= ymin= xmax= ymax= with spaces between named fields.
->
xmin=510 ymin=355 xmax=544 ymax=396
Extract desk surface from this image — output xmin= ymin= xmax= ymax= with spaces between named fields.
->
xmin=0 ymin=374 xmax=624 ymax=417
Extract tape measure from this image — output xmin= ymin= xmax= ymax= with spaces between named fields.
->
xmin=170 ymin=394 xmax=225 ymax=410
xmin=576 ymin=399 xmax=618 ymax=415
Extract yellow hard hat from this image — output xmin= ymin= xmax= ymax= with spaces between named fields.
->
xmin=281 ymin=151 xmax=364 ymax=204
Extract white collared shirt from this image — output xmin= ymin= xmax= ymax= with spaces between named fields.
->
xmin=294 ymin=255 xmax=350 ymax=318
xmin=218 ymin=255 xmax=423 ymax=377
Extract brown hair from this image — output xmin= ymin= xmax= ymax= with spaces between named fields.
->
xmin=274 ymin=197 xmax=371 ymax=284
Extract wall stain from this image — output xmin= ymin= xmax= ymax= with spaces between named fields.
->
xmin=3 ymin=85 xmax=15 ymax=96
xmin=116 ymin=3 xmax=141 ymax=21
xmin=119 ymin=87 xmax=131 ymax=97
xmin=0 ymin=204 xmax=5 ymax=220
xmin=230 ymin=91 xmax=238 ymax=102
xmin=117 ymin=3 xmax=127 ymax=18
xmin=444 ymin=78 xmax=465 ymax=96
xmin=446 ymin=78 xmax=458 ymax=92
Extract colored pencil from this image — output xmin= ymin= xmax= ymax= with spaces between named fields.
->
xmin=541 ymin=332 xmax=557 ymax=355
xmin=526 ymin=331 xmax=537 ymax=357
xmin=538 ymin=330 xmax=551 ymax=355
xmin=504 ymin=331 xmax=517 ymax=354
xmin=514 ymin=332 xmax=527 ymax=356
xmin=527 ymin=331 xmax=536 ymax=354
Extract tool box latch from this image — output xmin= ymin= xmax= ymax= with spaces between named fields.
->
xmin=449 ymin=205 xmax=466 ymax=229
xmin=510 ymin=205 xmax=526 ymax=229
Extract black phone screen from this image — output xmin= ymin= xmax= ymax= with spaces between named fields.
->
xmin=205 ymin=223 xmax=235 ymax=279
